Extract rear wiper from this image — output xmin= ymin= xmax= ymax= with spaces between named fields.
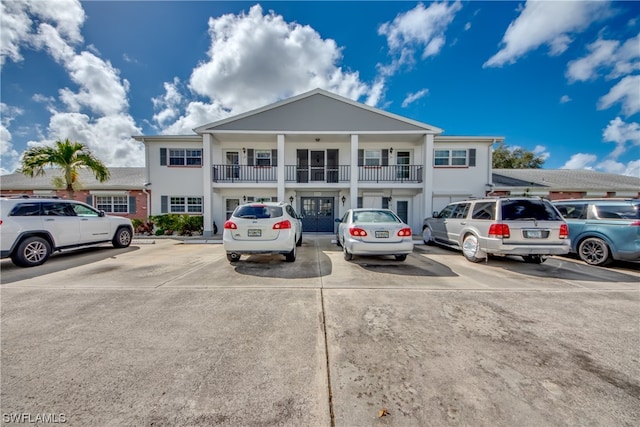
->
xmin=239 ymin=215 xmax=257 ymax=219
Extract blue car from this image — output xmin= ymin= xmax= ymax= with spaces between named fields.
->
xmin=553 ymin=198 xmax=640 ymax=266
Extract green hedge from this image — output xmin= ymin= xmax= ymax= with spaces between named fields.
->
xmin=149 ymin=214 xmax=203 ymax=236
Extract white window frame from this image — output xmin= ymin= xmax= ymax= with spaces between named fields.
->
xmin=169 ymin=149 xmax=202 ymax=166
xmin=434 ymin=149 xmax=468 ymax=167
xmin=364 ymin=150 xmax=381 ymax=166
xmin=95 ymin=195 xmax=129 ymax=213
xmin=169 ymin=196 xmax=203 ymax=213
xmin=255 ymin=150 xmax=272 ymax=166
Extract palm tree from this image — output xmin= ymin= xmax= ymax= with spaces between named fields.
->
xmin=19 ymin=139 xmax=110 ymax=199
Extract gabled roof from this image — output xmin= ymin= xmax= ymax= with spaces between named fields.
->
xmin=194 ymin=88 xmax=443 ymax=134
xmin=1 ymin=168 xmax=146 ymax=190
xmin=492 ymin=169 xmax=640 ymax=191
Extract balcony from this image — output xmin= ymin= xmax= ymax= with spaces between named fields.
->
xmin=212 ymin=165 xmax=277 ymax=183
xmin=213 ymin=164 xmax=423 ymax=183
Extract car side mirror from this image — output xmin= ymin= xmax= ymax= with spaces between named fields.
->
xmin=334 ymin=218 xmax=342 ymax=223
xmin=433 ymin=211 xmax=439 ymax=217
xmin=99 ymin=211 xmax=105 ymax=217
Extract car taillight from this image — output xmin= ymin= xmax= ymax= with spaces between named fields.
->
xmin=273 ymin=220 xmax=291 ymax=229
xmin=630 ymin=221 xmax=640 ymax=226
xmin=559 ymin=223 xmax=569 ymax=238
xmin=224 ymin=220 xmax=237 ymax=229
xmin=349 ymin=227 xmax=368 ymax=237
xmin=397 ymin=227 xmax=412 ymax=237
xmin=488 ymin=223 xmax=510 ymax=238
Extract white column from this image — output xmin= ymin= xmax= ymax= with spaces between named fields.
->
xmin=423 ymin=133 xmax=434 ymax=218
xmin=202 ymin=133 xmax=214 ymax=237
xmin=350 ymin=134 xmax=359 ymax=207
xmin=277 ymin=134 xmax=285 ymax=201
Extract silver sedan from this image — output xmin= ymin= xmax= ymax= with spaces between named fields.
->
xmin=336 ymin=208 xmax=414 ymax=261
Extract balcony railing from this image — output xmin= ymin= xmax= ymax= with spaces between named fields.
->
xmin=212 ymin=165 xmax=277 ymax=183
xmin=213 ymin=164 xmax=423 ymax=183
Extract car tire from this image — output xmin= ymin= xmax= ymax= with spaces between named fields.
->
xmin=343 ymin=245 xmax=353 ymax=261
xmin=112 ymin=227 xmax=132 ymax=248
xmin=578 ymin=237 xmax=612 ymax=266
xmin=422 ymin=226 xmax=433 ymax=245
xmin=285 ymin=246 xmax=296 ymax=262
xmin=227 ymin=252 xmax=241 ymax=263
xmin=336 ymin=235 xmax=342 ymax=247
xmin=296 ymin=233 xmax=302 ymax=247
xmin=395 ymin=254 xmax=407 ymax=261
xmin=462 ymin=234 xmax=485 ymax=263
xmin=523 ymin=255 xmax=546 ymax=264
xmin=11 ymin=236 xmax=51 ymax=267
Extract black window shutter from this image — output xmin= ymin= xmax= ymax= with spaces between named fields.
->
xmin=161 ymin=196 xmax=168 ymax=213
xmin=382 ymin=197 xmax=389 ymax=209
xmin=382 ymin=149 xmax=389 ymax=166
xmin=271 ymin=149 xmax=278 ymax=166
xmin=160 ymin=148 xmax=167 ymax=166
xmin=358 ymin=149 xmax=364 ymax=166
xmin=469 ymin=149 xmax=476 ymax=167
xmin=357 ymin=197 xmax=363 ymax=208
xmin=247 ymin=149 xmax=254 ymax=166
xmin=86 ymin=196 xmax=93 ymax=206
xmin=129 ymin=196 xmax=136 ymax=213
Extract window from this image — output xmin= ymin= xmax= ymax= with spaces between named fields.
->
xmin=226 ymin=199 xmax=240 ymax=220
xmin=472 ymin=202 xmax=495 ymax=220
xmin=364 ymin=150 xmax=381 ymax=166
xmin=255 ymin=150 xmax=272 ymax=166
xmin=96 ymin=196 xmax=128 ymax=213
xmin=169 ymin=149 xmax=202 ymax=166
xmin=169 ymin=197 xmax=202 ymax=213
xmin=71 ymin=203 xmax=101 ymax=217
xmin=434 ymin=149 xmax=469 ymax=167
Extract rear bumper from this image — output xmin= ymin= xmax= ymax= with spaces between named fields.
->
xmin=482 ymin=237 xmax=571 ymax=256
xmin=346 ymin=238 xmax=414 ymax=256
xmin=223 ymin=233 xmax=295 ymax=255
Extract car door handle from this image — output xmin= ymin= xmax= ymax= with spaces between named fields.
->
xmin=81 ymin=218 xmax=89 ymax=221
xmin=45 ymin=218 xmax=54 ymax=221
xmin=460 ymin=221 xmax=467 ymax=225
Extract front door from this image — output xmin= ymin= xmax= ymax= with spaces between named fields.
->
xmin=301 ymin=197 xmax=335 ymax=232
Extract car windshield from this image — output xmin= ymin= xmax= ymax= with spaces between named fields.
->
xmin=595 ymin=203 xmax=640 ymax=219
xmin=353 ymin=210 xmax=400 ymax=223
xmin=234 ymin=205 xmax=283 ymax=219
xmin=501 ymin=200 xmax=562 ymax=221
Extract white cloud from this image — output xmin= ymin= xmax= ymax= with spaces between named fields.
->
xmin=184 ymin=4 xmax=374 ymax=119
xmin=566 ymin=34 xmax=640 ymax=82
xmin=378 ymin=1 xmax=462 ymax=75
xmin=401 ymin=89 xmax=429 ymax=108
xmin=0 ymin=103 xmax=22 ymax=174
xmin=598 ymin=75 xmax=640 ymax=116
xmin=0 ymin=0 xmax=143 ymax=170
xmin=533 ymin=145 xmax=550 ymax=161
xmin=602 ymin=116 xmax=640 ymax=160
xmin=560 ymin=95 xmax=572 ymax=104
xmin=596 ymin=159 xmax=640 ymax=177
xmin=561 ymin=153 xmax=597 ymax=170
xmin=0 ymin=0 xmax=84 ymax=68
xmin=484 ymin=0 xmax=610 ymax=68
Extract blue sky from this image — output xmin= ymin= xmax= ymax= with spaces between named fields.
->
xmin=1 ymin=0 xmax=639 ymax=177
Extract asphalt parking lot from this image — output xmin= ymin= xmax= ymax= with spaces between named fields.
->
xmin=1 ymin=236 xmax=639 ymax=426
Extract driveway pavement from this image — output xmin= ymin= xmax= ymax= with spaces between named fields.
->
xmin=1 ymin=236 xmax=639 ymax=426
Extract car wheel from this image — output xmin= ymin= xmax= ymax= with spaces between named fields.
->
xmin=336 ymin=235 xmax=342 ymax=247
xmin=343 ymin=245 xmax=353 ymax=261
xmin=523 ymin=255 xmax=546 ymax=264
xmin=296 ymin=233 xmax=302 ymax=247
xmin=11 ymin=236 xmax=51 ymax=267
xmin=227 ymin=252 xmax=241 ymax=263
xmin=285 ymin=246 xmax=296 ymax=262
xmin=112 ymin=227 xmax=132 ymax=248
xmin=462 ymin=234 xmax=485 ymax=263
xmin=422 ymin=226 xmax=433 ymax=245
xmin=395 ymin=254 xmax=407 ymax=261
xmin=578 ymin=237 xmax=612 ymax=266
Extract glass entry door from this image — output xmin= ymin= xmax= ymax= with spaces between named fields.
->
xmin=301 ymin=197 xmax=335 ymax=232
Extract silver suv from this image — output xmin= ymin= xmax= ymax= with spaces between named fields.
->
xmin=423 ymin=197 xmax=570 ymax=263
xmin=1 ymin=197 xmax=133 ymax=267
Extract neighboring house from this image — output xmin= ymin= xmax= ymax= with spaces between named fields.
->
xmin=492 ymin=169 xmax=640 ymax=200
xmin=135 ymin=88 xmax=502 ymax=236
xmin=0 ymin=167 xmax=149 ymax=220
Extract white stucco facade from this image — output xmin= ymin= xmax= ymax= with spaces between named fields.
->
xmin=135 ymin=89 xmax=503 ymax=236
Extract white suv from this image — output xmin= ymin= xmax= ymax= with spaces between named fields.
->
xmin=223 ymin=202 xmax=303 ymax=263
xmin=1 ymin=197 xmax=134 ymax=267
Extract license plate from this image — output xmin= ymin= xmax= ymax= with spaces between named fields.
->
xmin=525 ymin=230 xmax=542 ymax=238
xmin=375 ymin=231 xmax=389 ymax=238
xmin=248 ymin=229 xmax=261 ymax=237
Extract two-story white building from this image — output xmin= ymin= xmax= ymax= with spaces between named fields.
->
xmin=135 ymin=88 xmax=503 ymax=236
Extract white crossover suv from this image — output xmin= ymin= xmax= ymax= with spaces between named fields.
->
xmin=1 ymin=196 xmax=134 ymax=267
xmin=223 ymin=202 xmax=303 ymax=263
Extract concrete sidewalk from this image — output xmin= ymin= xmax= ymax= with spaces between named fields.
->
xmin=1 ymin=236 xmax=639 ymax=426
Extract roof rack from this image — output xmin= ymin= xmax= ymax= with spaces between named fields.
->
xmin=0 ymin=194 xmax=60 ymax=199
